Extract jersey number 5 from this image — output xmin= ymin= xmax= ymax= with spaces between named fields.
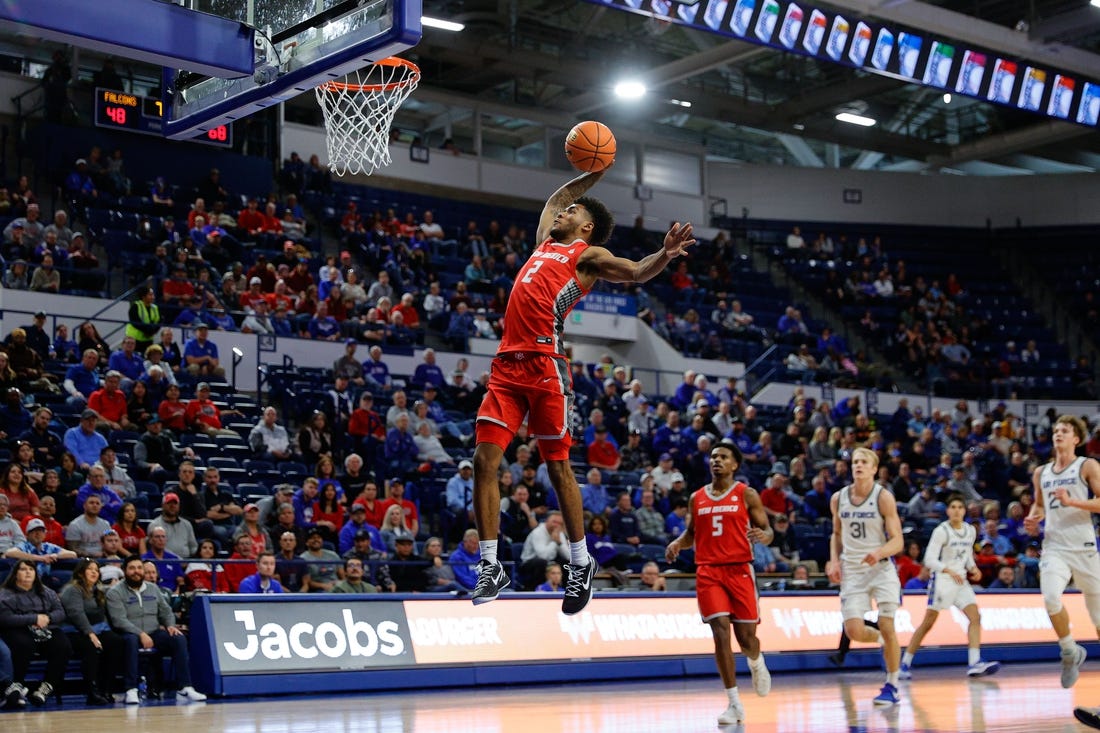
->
xmin=520 ymin=260 xmax=545 ymax=284
xmin=712 ymin=514 xmax=723 ymax=536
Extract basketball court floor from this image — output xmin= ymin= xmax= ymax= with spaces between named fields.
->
xmin=10 ymin=661 xmax=1100 ymax=733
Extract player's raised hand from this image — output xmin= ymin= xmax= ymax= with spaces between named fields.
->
xmin=663 ymin=222 xmax=695 ymax=259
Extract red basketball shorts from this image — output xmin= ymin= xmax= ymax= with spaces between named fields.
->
xmin=696 ymin=563 xmax=759 ymax=623
xmin=476 ymin=352 xmax=573 ymax=460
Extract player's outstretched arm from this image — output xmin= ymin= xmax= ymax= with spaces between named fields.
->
xmin=535 ymin=170 xmax=606 ymax=243
xmin=581 ymin=222 xmax=696 ymax=285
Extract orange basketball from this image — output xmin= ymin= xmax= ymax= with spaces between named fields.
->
xmin=565 ymin=120 xmax=616 ymax=173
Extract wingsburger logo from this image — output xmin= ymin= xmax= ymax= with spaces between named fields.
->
xmin=222 ymin=608 xmax=405 ymax=661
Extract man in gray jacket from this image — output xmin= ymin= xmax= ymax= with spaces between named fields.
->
xmin=105 ymin=555 xmax=207 ymax=705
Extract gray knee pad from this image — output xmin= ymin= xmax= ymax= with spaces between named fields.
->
xmin=877 ymin=602 xmax=898 ymax=619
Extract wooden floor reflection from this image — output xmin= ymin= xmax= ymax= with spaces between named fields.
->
xmin=8 ymin=662 xmax=1100 ymax=732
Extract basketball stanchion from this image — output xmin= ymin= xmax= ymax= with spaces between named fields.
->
xmin=314 ymin=56 xmax=421 ymax=176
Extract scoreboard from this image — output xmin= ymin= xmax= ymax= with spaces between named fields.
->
xmin=93 ymin=88 xmax=233 ymax=147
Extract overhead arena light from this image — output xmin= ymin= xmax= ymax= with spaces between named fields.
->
xmin=836 ymin=112 xmax=877 ymax=127
xmin=669 ymin=98 xmax=692 ymax=108
xmin=421 ymin=16 xmax=465 ymax=31
xmin=614 ymin=80 xmax=647 ymax=100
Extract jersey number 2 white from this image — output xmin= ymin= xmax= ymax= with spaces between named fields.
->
xmin=520 ymin=260 xmax=545 ymax=284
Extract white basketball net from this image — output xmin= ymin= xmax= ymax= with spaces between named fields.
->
xmin=314 ymin=57 xmax=421 ymax=177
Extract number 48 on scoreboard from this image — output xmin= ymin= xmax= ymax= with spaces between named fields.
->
xmin=93 ymin=87 xmax=233 ymax=148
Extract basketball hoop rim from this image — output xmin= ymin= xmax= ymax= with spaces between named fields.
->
xmin=317 ymin=56 xmax=420 ymax=93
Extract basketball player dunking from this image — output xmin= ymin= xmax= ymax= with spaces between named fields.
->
xmin=1018 ymin=416 xmax=1100 ymax=729
xmin=826 ymin=447 xmax=904 ymax=707
xmin=469 ymin=169 xmax=695 ymax=614
xmin=666 ymin=441 xmax=772 ymax=727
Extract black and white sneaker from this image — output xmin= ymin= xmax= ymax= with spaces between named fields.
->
xmin=471 ymin=560 xmax=510 ymax=605
xmin=562 ymin=559 xmax=597 ymax=615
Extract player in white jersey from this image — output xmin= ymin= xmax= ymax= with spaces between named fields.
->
xmin=826 ymin=447 xmax=904 ymax=707
xmin=1024 ymin=414 xmax=1100 ymax=695
xmin=899 ymin=494 xmax=1001 ymax=679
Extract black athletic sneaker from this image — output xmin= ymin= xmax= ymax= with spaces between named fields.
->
xmin=562 ymin=560 xmax=597 ymax=615
xmin=471 ymin=560 xmax=510 ymax=605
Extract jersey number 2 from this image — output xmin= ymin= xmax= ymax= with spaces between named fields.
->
xmin=520 ymin=260 xmax=545 ymax=284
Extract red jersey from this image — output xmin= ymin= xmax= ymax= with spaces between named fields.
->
xmin=498 ymin=238 xmax=590 ymax=357
xmin=691 ymin=482 xmax=752 ymax=565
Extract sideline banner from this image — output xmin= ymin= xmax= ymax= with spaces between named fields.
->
xmin=190 ymin=591 xmax=1081 ymax=694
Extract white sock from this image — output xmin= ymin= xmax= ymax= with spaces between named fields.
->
xmin=902 ymin=651 xmax=914 ymax=667
xmin=748 ymin=653 xmax=766 ymax=670
xmin=968 ymin=647 xmax=980 ymax=666
xmin=886 ymin=671 xmax=899 ymax=686
xmin=726 ymin=687 xmax=741 ymax=704
xmin=569 ymin=541 xmax=589 ymax=566
xmin=479 ymin=540 xmax=498 ymax=565
xmin=1059 ymin=635 xmax=1077 ymax=654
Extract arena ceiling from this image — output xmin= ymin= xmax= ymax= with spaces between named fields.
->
xmin=395 ymin=0 xmax=1100 ymax=174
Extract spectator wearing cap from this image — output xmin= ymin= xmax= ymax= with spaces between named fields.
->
xmin=185 ymin=382 xmax=239 ymax=437
xmin=446 ymin=460 xmax=476 ymax=526
xmin=300 ymin=528 xmax=342 ymax=592
xmin=232 ymin=504 xmax=274 ymax=559
xmin=63 ymin=410 xmax=109 ymax=472
xmin=619 ymin=429 xmax=653 ymax=473
xmin=3 ymin=257 xmax=29 ymax=289
xmin=147 ymin=490 xmax=197 ymax=560
xmin=19 ymin=311 xmax=51 ymax=362
xmin=4 ymin=517 xmax=75 ymax=586
xmin=183 ymin=323 xmax=225 ymax=379
xmin=650 ymin=453 xmax=678 ymax=496
xmin=66 ymin=231 xmax=97 ymax=269
xmin=239 ymin=276 xmax=269 ymax=312
xmin=162 ymin=264 xmax=196 ymax=305
xmin=334 ymin=339 xmax=366 ymax=386
xmin=587 ymin=425 xmax=622 ymax=471
xmin=760 ymin=463 xmax=795 ymax=520
xmin=338 ymin=505 xmax=386 ymax=555
xmin=172 ymin=294 xmax=207 ymax=328
xmin=141 ymin=524 xmax=185 ymax=591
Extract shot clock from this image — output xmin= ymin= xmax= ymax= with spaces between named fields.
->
xmin=94 ymin=88 xmax=232 ymax=147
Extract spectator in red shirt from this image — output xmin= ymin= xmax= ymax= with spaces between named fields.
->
xmin=390 ymin=292 xmax=421 ymax=329
xmin=340 ymin=202 xmax=363 ymax=233
xmin=352 ymin=481 xmax=387 ymax=529
xmin=895 ymin=539 xmax=924 ymax=587
xmin=759 ymin=467 xmax=794 ymax=520
xmin=587 ymin=425 xmax=621 ymax=471
xmin=158 ymin=383 xmax=188 ymax=433
xmin=239 ymin=277 xmax=269 ymax=310
xmin=285 ymin=259 xmax=313 ymax=295
xmin=380 ymin=477 xmax=419 ymax=536
xmin=259 ymin=201 xmax=282 ymax=234
xmin=670 ymin=260 xmax=694 ymax=290
xmin=184 ymin=382 xmax=239 ymax=436
xmin=223 ymin=534 xmax=256 ymax=591
xmin=237 ymin=198 xmax=265 ymax=235
xmin=88 ymin=370 xmax=131 ymax=430
xmin=246 ymin=254 xmax=276 ymax=292
xmin=161 ymin=264 xmax=195 ymax=304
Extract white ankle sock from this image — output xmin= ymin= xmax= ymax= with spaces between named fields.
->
xmin=748 ymin=653 xmax=765 ymax=670
xmin=726 ymin=687 xmax=741 ymax=704
xmin=569 ymin=541 xmax=589 ymax=565
xmin=902 ymin=651 xmax=914 ymax=667
xmin=886 ymin=671 xmax=899 ymax=686
xmin=479 ymin=540 xmax=498 ymax=564
xmin=1059 ymin=635 xmax=1077 ymax=654
xmin=968 ymin=647 xmax=980 ymax=666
